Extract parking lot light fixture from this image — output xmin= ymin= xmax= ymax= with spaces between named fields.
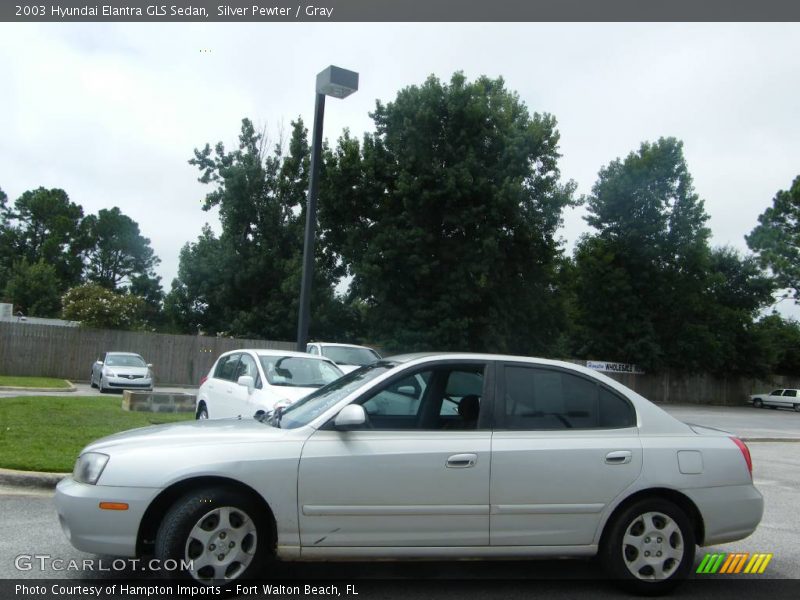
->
xmin=296 ymin=65 xmax=359 ymax=352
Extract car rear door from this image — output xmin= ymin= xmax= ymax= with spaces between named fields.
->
xmin=206 ymin=353 xmax=243 ymax=418
xmin=490 ymin=362 xmax=642 ymax=546
xmin=297 ymin=361 xmax=493 ymax=549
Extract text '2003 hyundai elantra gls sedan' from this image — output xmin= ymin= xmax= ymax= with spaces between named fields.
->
xmin=55 ymin=353 xmax=762 ymax=594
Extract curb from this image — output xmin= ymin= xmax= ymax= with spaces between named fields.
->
xmin=0 ymin=467 xmax=69 ymax=489
xmin=0 ymin=380 xmax=77 ymax=393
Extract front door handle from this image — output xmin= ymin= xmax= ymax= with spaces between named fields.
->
xmin=605 ymin=450 xmax=632 ymax=465
xmin=446 ymin=453 xmax=477 ymax=468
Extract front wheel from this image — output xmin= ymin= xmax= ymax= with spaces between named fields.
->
xmin=794 ymin=403 xmax=800 ymax=413
xmin=601 ymin=498 xmax=695 ymax=595
xmin=154 ymin=486 xmax=270 ymax=584
xmin=753 ymin=398 xmax=763 ymax=408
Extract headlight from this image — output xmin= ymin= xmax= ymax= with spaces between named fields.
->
xmin=103 ymin=369 xmax=116 ymax=377
xmin=73 ymin=452 xmax=109 ymax=485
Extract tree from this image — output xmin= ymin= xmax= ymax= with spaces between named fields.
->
xmin=746 ymin=175 xmax=800 ymax=301
xmin=3 ymin=259 xmax=62 ymax=317
xmin=169 ymin=118 xmax=355 ymax=340
xmin=83 ymin=207 xmax=161 ymax=291
xmin=0 ymin=187 xmax=88 ymax=290
xmin=574 ymin=138 xmax=713 ymax=371
xmin=320 ymin=73 xmax=576 ymax=353
xmin=573 ymin=139 xmax=775 ymax=373
xmin=61 ymin=283 xmax=145 ymax=330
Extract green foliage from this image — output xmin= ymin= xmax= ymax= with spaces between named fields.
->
xmin=573 ymin=138 xmax=774 ymax=374
xmin=83 ymin=206 xmax=161 ymax=290
xmin=2 ymin=259 xmax=63 ymax=317
xmin=0 ymin=187 xmax=89 ymax=292
xmin=321 ymin=73 xmax=576 ymax=353
xmin=746 ymin=175 xmax=800 ymax=300
xmin=168 ymin=119 xmax=357 ymax=339
xmin=751 ymin=314 xmax=800 ymax=375
xmin=61 ymin=283 xmax=146 ymax=330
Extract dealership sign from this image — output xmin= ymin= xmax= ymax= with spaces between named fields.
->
xmin=586 ymin=361 xmax=644 ymax=375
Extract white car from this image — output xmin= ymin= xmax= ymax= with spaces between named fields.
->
xmin=56 ymin=353 xmax=762 ymax=593
xmin=749 ymin=388 xmax=800 ymax=411
xmin=90 ymin=352 xmax=153 ymax=393
xmin=306 ymin=341 xmax=381 ymax=373
xmin=196 ymin=349 xmax=343 ymax=419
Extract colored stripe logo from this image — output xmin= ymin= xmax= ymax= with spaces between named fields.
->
xmin=696 ymin=552 xmax=773 ymax=574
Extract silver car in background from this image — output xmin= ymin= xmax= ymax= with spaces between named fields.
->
xmin=57 ymin=353 xmax=762 ymax=594
xmin=90 ymin=351 xmax=153 ymax=393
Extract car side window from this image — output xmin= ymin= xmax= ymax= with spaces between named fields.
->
xmin=357 ymin=366 xmax=486 ymax=430
xmin=501 ymin=365 xmax=635 ymax=430
xmin=214 ymin=354 xmax=241 ymax=382
xmin=771 ymin=390 xmax=783 ymax=396
xmin=783 ymin=389 xmax=797 ymax=397
xmin=308 ymin=345 xmax=319 ymax=355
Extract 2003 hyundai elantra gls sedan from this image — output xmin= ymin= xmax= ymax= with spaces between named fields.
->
xmin=55 ymin=353 xmax=762 ymax=594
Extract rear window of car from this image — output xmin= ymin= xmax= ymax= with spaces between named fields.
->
xmin=501 ymin=365 xmax=636 ymax=430
xmin=214 ymin=354 xmax=240 ymax=381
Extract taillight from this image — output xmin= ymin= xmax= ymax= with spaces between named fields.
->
xmin=731 ymin=437 xmax=753 ymax=477
xmin=199 ymin=375 xmax=208 ymax=386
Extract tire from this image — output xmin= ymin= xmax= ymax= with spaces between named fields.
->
xmin=196 ymin=404 xmax=209 ymax=420
xmin=601 ymin=498 xmax=695 ymax=595
xmin=753 ymin=398 xmax=763 ymax=408
xmin=154 ymin=486 xmax=269 ymax=584
xmin=99 ymin=376 xmax=109 ymax=394
xmin=794 ymin=404 xmax=800 ymax=413
xmin=90 ymin=373 xmax=98 ymax=389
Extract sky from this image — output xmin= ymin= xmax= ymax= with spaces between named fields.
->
xmin=1 ymin=22 xmax=799 ymax=313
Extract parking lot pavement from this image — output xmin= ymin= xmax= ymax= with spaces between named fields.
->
xmin=660 ymin=403 xmax=800 ymax=440
xmin=0 ymin=382 xmax=195 ymax=398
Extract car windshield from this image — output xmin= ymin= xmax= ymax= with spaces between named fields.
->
xmin=279 ymin=362 xmax=394 ymax=429
xmin=258 ymin=356 xmax=342 ymax=388
xmin=105 ymin=354 xmax=146 ymax=367
xmin=321 ymin=346 xmax=380 ymax=366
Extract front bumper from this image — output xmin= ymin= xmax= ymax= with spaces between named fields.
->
xmin=105 ymin=375 xmax=153 ymax=390
xmin=55 ymin=477 xmax=160 ymax=557
xmin=685 ymin=483 xmax=764 ymax=546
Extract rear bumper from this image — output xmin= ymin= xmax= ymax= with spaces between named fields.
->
xmin=684 ymin=483 xmax=764 ymax=546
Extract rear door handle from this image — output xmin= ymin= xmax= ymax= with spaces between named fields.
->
xmin=446 ymin=453 xmax=477 ymax=468
xmin=605 ymin=450 xmax=632 ymax=465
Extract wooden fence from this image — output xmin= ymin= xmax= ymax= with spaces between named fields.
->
xmin=0 ymin=322 xmax=294 ymax=386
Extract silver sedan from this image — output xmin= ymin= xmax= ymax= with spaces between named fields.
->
xmin=90 ymin=351 xmax=153 ymax=393
xmin=57 ymin=353 xmax=762 ymax=594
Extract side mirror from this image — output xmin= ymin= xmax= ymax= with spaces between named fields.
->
xmin=147 ymin=363 xmax=153 ymax=369
xmin=334 ymin=404 xmax=367 ymax=430
xmin=97 ymin=360 xmax=104 ymax=366
xmin=397 ymin=385 xmax=416 ymax=396
xmin=237 ymin=375 xmax=255 ymax=393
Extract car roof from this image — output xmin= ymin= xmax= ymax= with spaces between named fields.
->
xmin=222 ymin=348 xmax=331 ymax=360
xmin=310 ymin=342 xmax=376 ymax=349
xmin=106 ymin=352 xmax=143 ymax=356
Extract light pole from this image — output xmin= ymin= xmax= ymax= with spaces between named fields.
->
xmin=296 ymin=65 xmax=359 ymax=352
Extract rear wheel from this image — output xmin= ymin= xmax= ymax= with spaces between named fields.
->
xmin=794 ymin=404 xmax=800 ymax=413
xmin=154 ymin=486 xmax=270 ymax=584
xmin=601 ymin=498 xmax=695 ymax=595
xmin=196 ymin=404 xmax=208 ymax=420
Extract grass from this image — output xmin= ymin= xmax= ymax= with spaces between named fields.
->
xmin=0 ymin=376 xmax=72 ymax=389
xmin=0 ymin=396 xmax=194 ymax=472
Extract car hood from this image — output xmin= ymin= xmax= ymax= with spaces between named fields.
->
xmin=273 ymin=386 xmax=319 ymax=402
xmin=84 ymin=418 xmax=287 ymax=453
xmin=336 ymin=364 xmax=360 ymax=374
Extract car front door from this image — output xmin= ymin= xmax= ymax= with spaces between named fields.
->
xmin=490 ymin=362 xmax=642 ymax=546
xmin=297 ymin=362 xmax=493 ymax=549
xmin=206 ymin=353 xmax=243 ymax=418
